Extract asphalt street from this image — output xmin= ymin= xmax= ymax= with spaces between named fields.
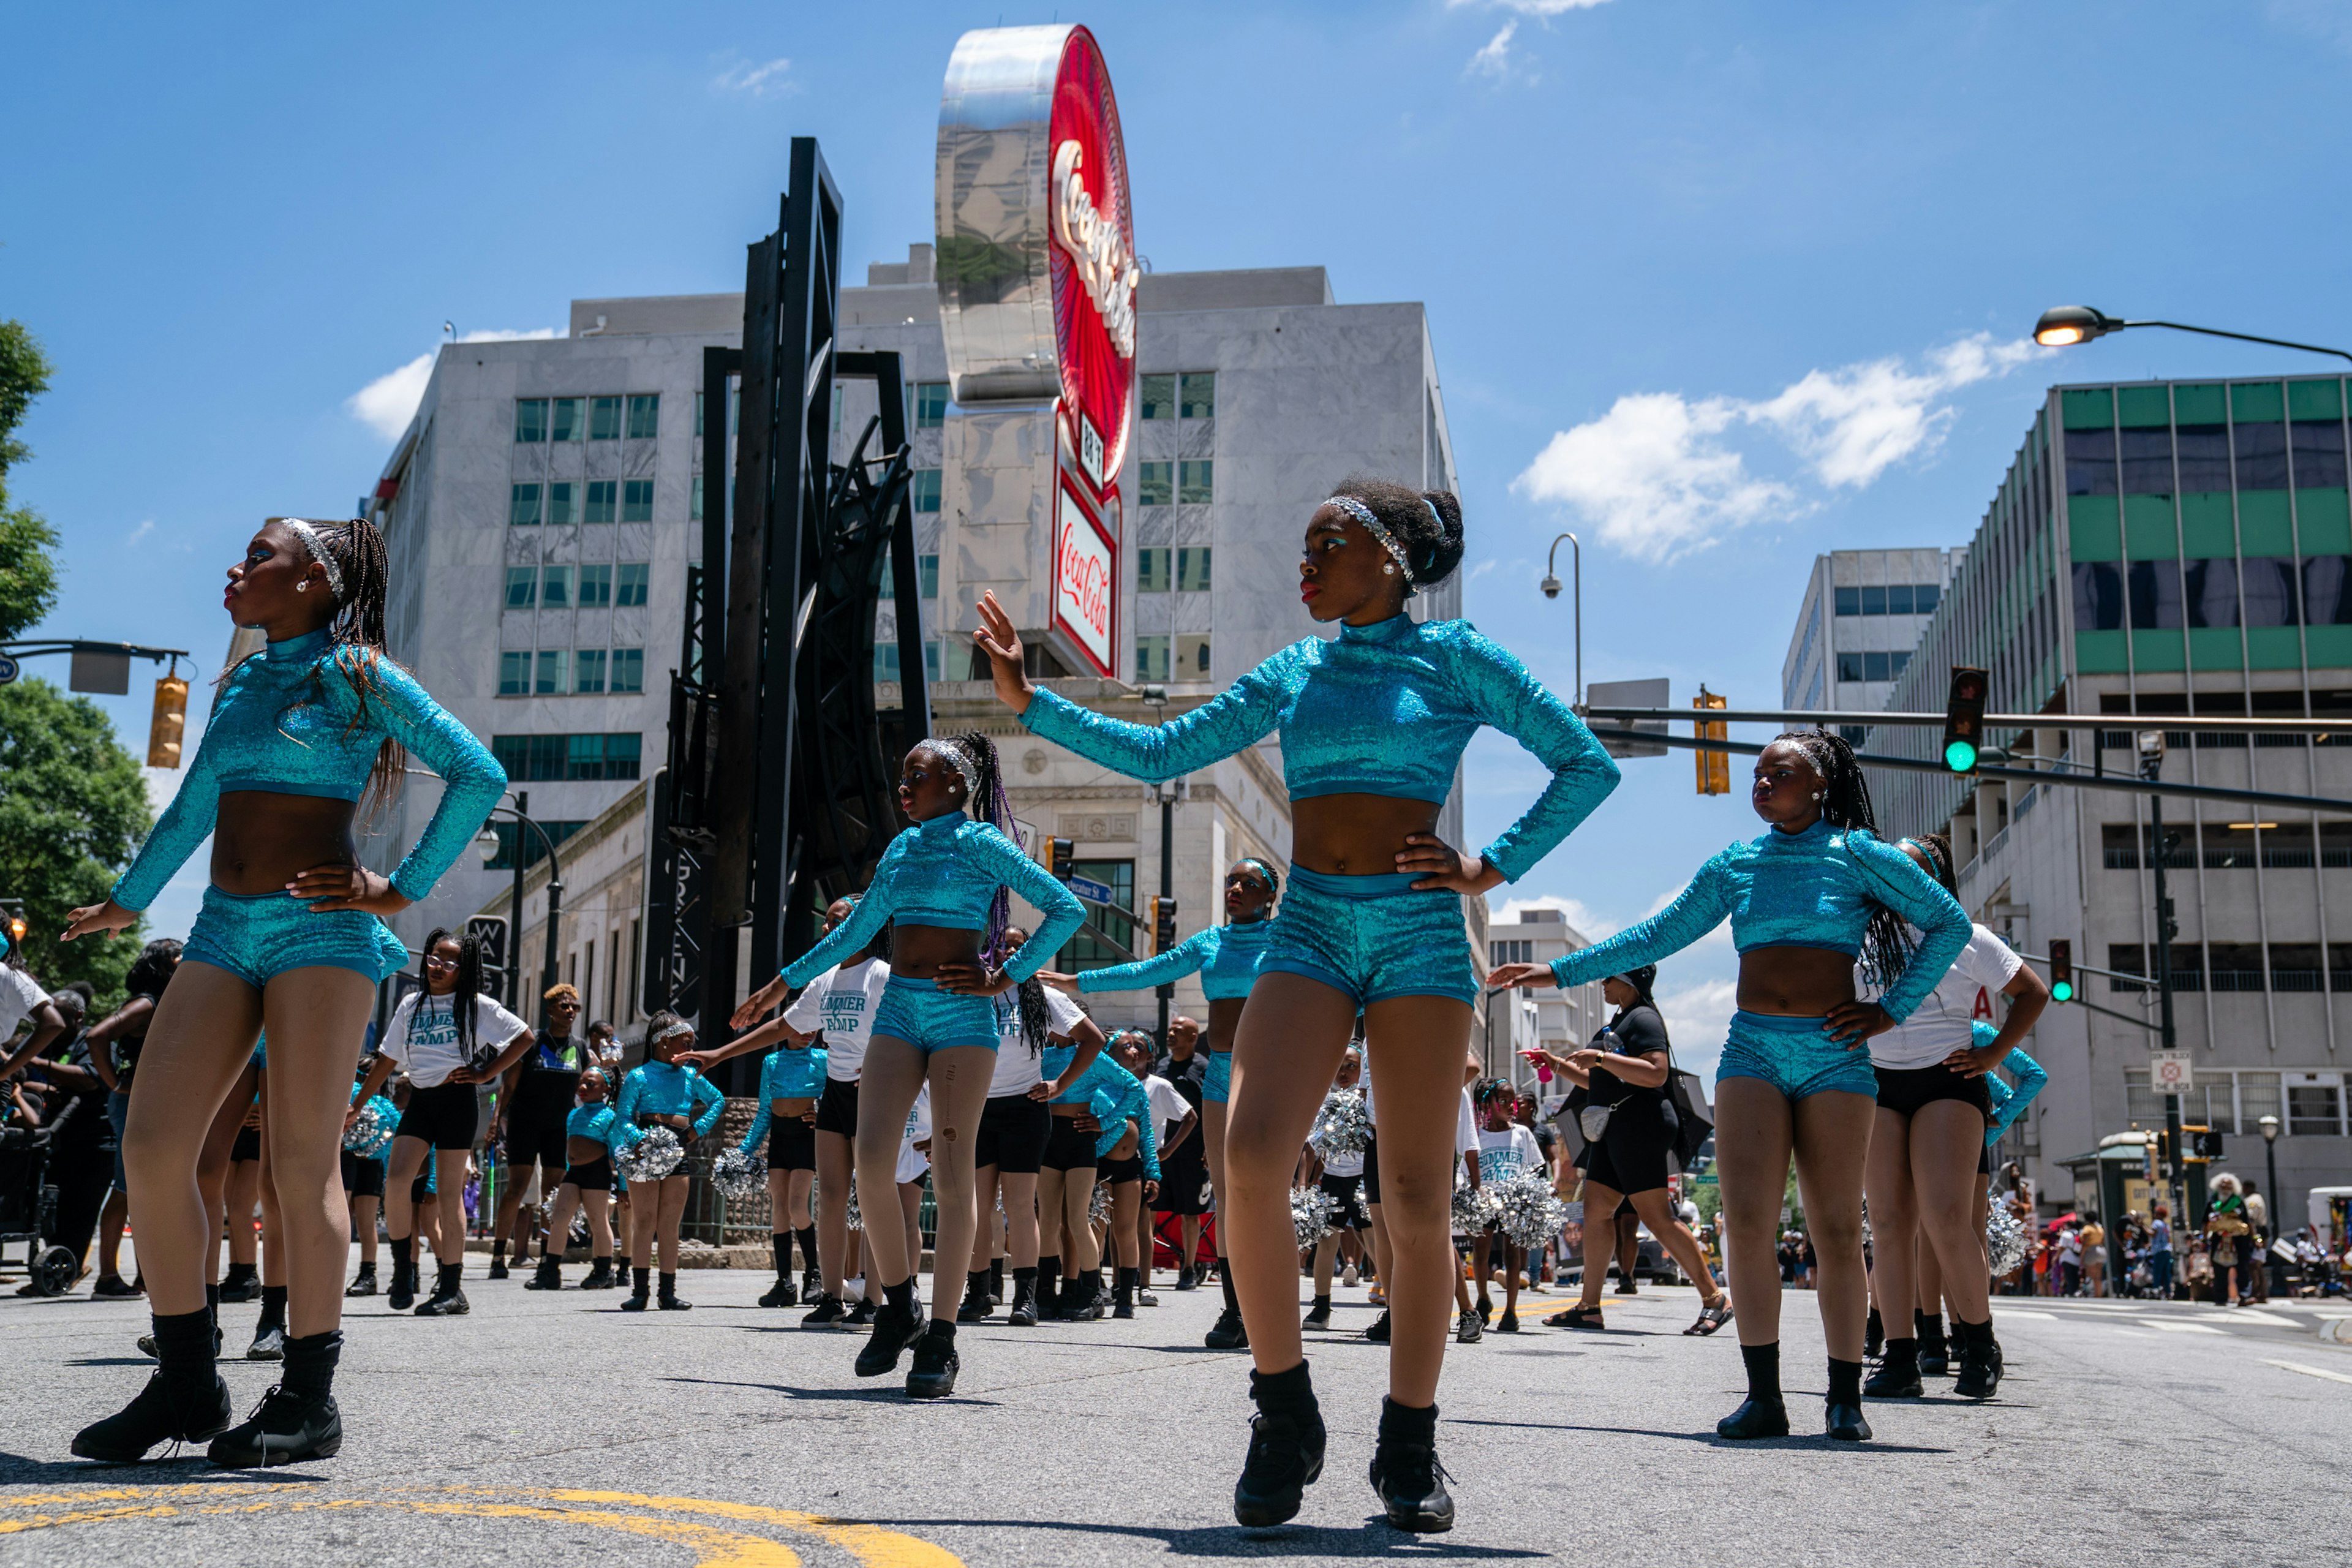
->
xmin=4 ymin=1259 xmax=2348 ymax=1567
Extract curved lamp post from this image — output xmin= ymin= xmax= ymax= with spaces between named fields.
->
xmin=2033 ymin=306 xmax=2352 ymax=365
xmin=475 ymin=789 xmax=565 ymax=1009
xmin=1539 ymin=531 xmax=1582 ymax=707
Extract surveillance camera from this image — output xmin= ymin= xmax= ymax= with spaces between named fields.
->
xmin=1539 ymin=575 xmax=1562 ymax=600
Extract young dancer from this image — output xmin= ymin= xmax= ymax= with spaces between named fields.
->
xmin=355 ymin=930 xmax=533 ymax=1316
xmin=1155 ymin=1015 xmax=1211 ymax=1290
xmin=1467 ymin=1078 xmax=1544 ymax=1332
xmin=1042 ymin=858 xmax=1276 ymax=1347
xmin=1908 ymin=1022 xmax=2046 ymax=1370
xmin=612 ymin=1012 xmax=723 ymax=1310
xmin=84 ymin=939 xmax=183 ymax=1299
xmin=1301 ymin=1047 xmax=1369 ymax=1332
xmin=63 ymin=515 xmax=504 ymax=1466
xmin=1034 ymin=998 xmax=1117 ymax=1322
xmin=222 ymin=1091 xmax=265 ymax=1303
xmin=341 ymin=1060 xmax=395 ymax=1297
xmin=722 ymin=1028 xmax=826 ymax=1306
xmin=1493 ymin=731 xmax=1969 ymax=1444
xmin=491 ymin=984 xmax=585 ymax=1280
xmin=981 ymin=478 xmax=1618 ymax=1531
xmin=531 ymin=1066 xmax=621 ymax=1290
xmin=1858 ymin=832 xmax=2047 ymax=1400
xmin=1527 ymin=966 xmax=1730 ymax=1335
xmin=1135 ymin=1037 xmax=1193 ymax=1304
xmin=767 ymin=734 xmax=1084 ymax=1397
xmin=1098 ymin=1030 xmax=1165 ymax=1318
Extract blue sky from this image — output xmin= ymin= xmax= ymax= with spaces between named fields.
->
xmin=11 ymin=1 xmax=2352 ymax=1072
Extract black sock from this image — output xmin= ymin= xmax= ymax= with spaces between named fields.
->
xmin=928 ymin=1318 xmax=956 ymax=1340
xmin=772 ymin=1233 xmax=792 ymax=1279
xmin=1915 ymin=1309 xmax=1944 ymax=1341
xmin=1827 ymin=1357 xmax=1863 ymax=1405
xmin=592 ymin=1254 xmax=612 ymax=1268
xmin=1012 ymin=1265 xmax=1038 ymax=1295
xmin=883 ymin=1278 xmax=915 ymax=1314
xmin=1741 ymin=1341 xmax=1782 ymax=1401
xmin=659 ymin=1272 xmax=677 ymax=1292
xmin=1882 ymin=1335 xmax=1918 ymax=1365
xmin=257 ymin=1285 xmax=288 ymax=1332
xmin=222 ymin=1261 xmax=255 ymax=1286
xmin=206 ymin=1280 xmax=221 ymax=1314
xmin=1313 ymin=1294 xmax=1331 ymax=1309
xmin=438 ymin=1263 xmax=462 ymax=1291
xmin=989 ymin=1257 xmax=1005 ymax=1291
xmin=1248 ymin=1358 xmax=1314 ymax=1412
xmin=631 ymin=1266 xmax=650 ymax=1291
xmin=1865 ymin=1305 xmax=1882 ymax=1336
xmin=1219 ymin=1258 xmax=1238 ymax=1316
xmin=492 ymin=1240 xmax=507 ymax=1264
xmin=967 ymin=1269 xmax=990 ymax=1297
xmin=1038 ymin=1255 xmax=1061 ymax=1294
xmin=795 ymin=1227 xmax=818 ymax=1272
xmin=355 ymin=1260 xmax=377 ymax=1276
xmin=282 ymin=1330 xmax=342 ymax=1400
xmin=1954 ymin=1316 xmax=1994 ymax=1346
xmin=393 ymin=1236 xmax=413 ymax=1270
xmin=541 ymin=1237 xmax=561 ymax=1261
xmin=151 ymin=1306 xmax=217 ymax=1378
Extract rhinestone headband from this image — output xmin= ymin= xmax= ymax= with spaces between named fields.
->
xmin=277 ymin=518 xmax=346 ymax=600
xmin=919 ymin=736 xmax=979 ymax=801
xmin=650 ymin=1020 xmax=694 ymax=1044
xmin=1328 ymin=496 xmax=1417 ymax=594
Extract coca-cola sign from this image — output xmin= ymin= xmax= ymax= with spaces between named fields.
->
xmin=1053 ymin=478 xmax=1117 ymax=675
xmin=1046 ymin=30 xmax=1136 ymax=491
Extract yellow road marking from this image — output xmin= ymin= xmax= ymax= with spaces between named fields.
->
xmin=533 ymin=1491 xmax=965 ymax=1568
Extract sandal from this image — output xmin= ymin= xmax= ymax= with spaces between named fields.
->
xmin=1544 ymin=1303 xmax=1606 ymax=1330
xmin=1685 ymin=1298 xmax=1734 ymax=1336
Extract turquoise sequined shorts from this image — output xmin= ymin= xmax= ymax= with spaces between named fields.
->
xmin=1716 ymin=1011 xmax=1878 ymax=1101
xmin=183 ymin=886 xmax=409 ymax=990
xmin=872 ymin=976 xmax=1001 ymax=1054
xmin=1203 ymin=1049 xmax=1232 ymax=1106
xmin=1261 ymin=867 xmax=1480 ymax=1008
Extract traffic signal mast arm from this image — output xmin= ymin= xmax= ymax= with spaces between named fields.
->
xmin=1581 ymin=703 xmax=2352 ymax=736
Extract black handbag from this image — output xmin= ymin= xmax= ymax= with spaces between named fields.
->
xmin=1665 ymin=1048 xmax=1713 ymax=1170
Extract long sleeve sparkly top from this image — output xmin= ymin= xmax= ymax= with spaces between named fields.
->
xmin=1977 ymin=1027 xmax=2046 ymax=1146
xmin=613 ymin=1060 xmax=723 ymax=1139
xmin=1020 ymin=614 xmax=1619 ymax=884
xmin=780 ymin=811 xmax=1084 ymax=987
xmin=1074 ymin=921 xmax=1272 ymax=1002
xmin=736 ymin=1046 xmax=828 ymax=1158
xmin=1071 ymin=1055 xmax=1159 ymax=1175
xmin=111 ymin=628 xmax=507 ymax=911
xmin=567 ymin=1102 xmax=622 ymax=1152
xmin=1548 ymin=818 xmax=1972 ymax=1023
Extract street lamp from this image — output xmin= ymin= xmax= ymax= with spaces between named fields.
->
xmin=477 ymin=789 xmax=564 ymax=1011
xmin=2259 ymin=1112 xmax=2285 ymax=1295
xmin=2032 ymin=305 xmax=2352 ymax=365
xmin=1539 ymin=531 xmax=1581 ymax=707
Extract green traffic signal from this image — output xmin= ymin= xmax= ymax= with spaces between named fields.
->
xmin=1944 ymin=739 xmax=1977 ymax=773
xmin=2051 ymin=978 xmax=2075 ymax=1003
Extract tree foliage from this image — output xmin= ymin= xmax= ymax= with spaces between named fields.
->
xmin=0 ymin=677 xmax=150 ymax=1008
xmin=0 ymin=320 xmax=59 ymax=641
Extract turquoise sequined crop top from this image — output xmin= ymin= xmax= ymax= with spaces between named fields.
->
xmin=736 ymin=1046 xmax=829 ymax=1158
xmin=613 ymin=1060 xmax=724 ymax=1139
xmin=779 ymin=812 xmax=1085 ymax=987
xmin=1075 ymin=920 xmax=1271 ymax=1003
xmin=1021 ymin=615 xmax=1619 ymax=884
xmin=111 ymin=629 xmax=507 ymax=911
xmin=567 ymin=1102 xmax=621 ymax=1150
xmin=1548 ymin=819 xmax=1972 ymax=1023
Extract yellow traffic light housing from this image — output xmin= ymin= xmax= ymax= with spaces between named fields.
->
xmin=148 ymin=671 xmax=189 ymax=769
xmin=1694 ymin=686 xmax=1729 ymax=796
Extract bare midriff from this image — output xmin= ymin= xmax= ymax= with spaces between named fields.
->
xmin=888 ymin=923 xmax=982 ymax=979
xmin=769 ymin=1096 xmax=816 ymax=1119
xmin=565 ymin=1136 xmax=609 ymax=1167
xmin=1050 ymin=1102 xmax=1089 ymax=1120
xmin=1291 ymin=794 xmax=1442 ymax=878
xmin=211 ymin=791 xmax=360 ymax=895
xmin=1735 ymin=946 xmax=1858 ymax=1017
xmin=1206 ymin=997 xmax=1246 ymax=1056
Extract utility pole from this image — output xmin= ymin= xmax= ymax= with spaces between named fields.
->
xmin=1154 ymin=778 xmax=1178 ymax=1044
xmin=2141 ymin=730 xmax=2185 ymax=1273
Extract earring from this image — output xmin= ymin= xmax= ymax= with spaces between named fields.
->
xmin=1812 ymin=791 xmax=1823 ymax=801
xmin=1382 ymin=562 xmax=1396 ymax=575
xmin=296 ymin=581 xmax=310 ymax=593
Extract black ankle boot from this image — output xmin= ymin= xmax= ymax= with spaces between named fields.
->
xmin=1864 ymin=1305 xmax=1885 ymax=1360
xmin=1035 ymin=1256 xmax=1061 ymax=1321
xmin=414 ymin=1264 xmax=469 ymax=1316
xmin=488 ymin=1243 xmax=509 ymax=1281
xmin=1369 ymin=1396 xmax=1454 ymax=1533
xmin=1951 ymin=1317 xmax=2001 ymax=1400
xmin=218 ymin=1263 xmax=258 ymax=1303
xmin=211 ymin=1331 xmax=342 ymax=1468
xmin=621 ymin=1266 xmax=652 ymax=1311
xmin=344 ymin=1263 xmax=378 ymax=1298
xmin=580 ymin=1257 xmax=615 ymax=1290
xmin=657 ymin=1272 xmax=692 ymax=1310
xmin=1113 ymin=1267 xmax=1136 ymax=1320
xmin=801 ymin=1292 xmax=846 ymax=1326
xmin=1914 ymin=1310 xmax=1948 ymax=1375
xmin=957 ymin=1270 xmax=993 ymax=1322
xmin=1865 ymin=1338 xmax=1922 ymax=1398
xmin=1008 ymin=1267 xmax=1041 ymax=1327
xmin=1233 ymin=1360 xmax=1325 ymax=1528
xmin=987 ymin=1257 xmax=1005 ymax=1304
xmin=855 ymin=1284 xmax=927 ymax=1377
xmin=72 ymin=1308 xmax=232 ymax=1462
xmin=906 ymin=1321 xmax=959 ymax=1398
xmin=1825 ymin=1357 xmax=1872 ymax=1441
xmin=1717 ymin=1343 xmax=1790 ymax=1439
xmin=527 ymin=1253 xmax=562 ymax=1291
xmin=386 ymin=1246 xmax=417 ymax=1311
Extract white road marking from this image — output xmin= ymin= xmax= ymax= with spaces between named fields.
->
xmin=2263 ymin=1359 xmax=2352 ymax=1386
xmin=1996 ymin=1308 xmax=2056 ymax=1320
xmin=2217 ymin=1309 xmax=2301 ymax=1327
xmin=2141 ymin=1321 xmax=2227 ymax=1334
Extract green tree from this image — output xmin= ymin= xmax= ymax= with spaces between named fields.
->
xmin=0 ymin=676 xmax=151 ymax=1007
xmin=0 ymin=320 xmax=60 ymax=641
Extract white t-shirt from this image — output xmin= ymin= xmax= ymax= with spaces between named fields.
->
xmin=1456 ymin=1090 xmax=1479 ymax=1161
xmin=380 ymin=991 xmax=530 ymax=1088
xmin=0 ymin=968 xmax=50 ymax=1044
xmin=986 ymin=986 xmax=1085 ymax=1098
xmin=895 ymin=1084 xmax=932 ymax=1185
xmin=1144 ymin=1073 xmax=1188 ymax=1152
xmin=785 ymin=959 xmax=891 ymax=1081
xmin=1864 ymin=922 xmax=2023 ymax=1069
xmin=1476 ymin=1124 xmax=1544 ymax=1183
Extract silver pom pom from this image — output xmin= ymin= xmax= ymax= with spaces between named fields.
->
xmin=1860 ymin=1197 xmax=1873 ymax=1254
xmin=1088 ymin=1179 xmax=1112 ymax=1227
xmin=1292 ymin=1186 xmax=1335 ymax=1249
xmin=1488 ymin=1172 xmax=1567 ymax=1252
xmin=1451 ymin=1182 xmax=1501 ymax=1235
xmin=615 ymin=1125 xmax=684 ymax=1183
xmin=342 ymin=1099 xmax=396 ymax=1156
xmin=1307 ymin=1090 xmax=1371 ymax=1160
xmin=1985 ymin=1190 xmax=2029 ymax=1278
xmin=710 ymin=1147 xmax=766 ymax=1202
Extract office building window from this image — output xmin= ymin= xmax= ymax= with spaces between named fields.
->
xmin=503 ymin=567 xmax=537 ymax=610
xmin=498 ymin=650 xmax=530 ymax=696
xmin=627 ymin=394 xmax=659 ymax=440
xmin=590 ymin=396 xmax=623 ymax=440
xmin=695 ymin=392 xmax=704 ymax=438
xmin=1833 ymin=581 xmax=1942 ymax=617
xmin=622 ymin=479 xmax=654 ymax=522
xmin=2302 ymin=557 xmax=2352 ymax=625
xmin=508 ymin=483 xmax=542 ymax=527
xmin=1062 ymin=858 xmax=1135 ymax=970
xmin=574 ymin=648 xmax=606 ymax=694
xmin=2119 ymin=425 xmax=2173 ymax=496
xmin=919 ymin=553 xmax=939 ymax=598
xmin=551 ymin=398 xmax=583 ymax=442
xmin=2064 ymin=425 xmax=2117 ymax=497
xmin=1176 ymin=546 xmax=1212 ymax=592
xmin=1179 ymin=372 xmax=1216 ymax=419
xmin=1836 ymin=650 xmax=1910 ymax=683
xmin=2271 ymin=943 xmax=2324 ymax=993
xmin=690 ymin=474 xmax=702 ymax=521
xmin=515 ymin=399 xmax=548 ymax=443
xmin=2288 ymin=1076 xmax=2346 ymax=1136
xmin=914 ymin=382 xmax=949 ymax=428
xmin=2176 ymin=423 xmax=2231 ymax=492
xmin=1177 ymin=633 xmax=1212 ymax=676
xmin=547 ymin=482 xmax=576 ymax=526
xmin=2234 ymin=419 xmax=2289 ymax=491
xmin=1491 ymin=940 xmax=1534 ymax=965
xmin=617 ymin=563 xmax=650 ymax=607
xmin=610 ymin=647 xmax=644 ymax=693
xmin=872 ymin=640 xmax=943 ymax=684
xmin=534 ymin=649 xmax=568 ymax=695
xmin=1136 ymin=635 xmax=1170 ymax=681
xmin=490 ymin=733 xmax=642 ymax=783
xmin=1139 ymin=462 xmax=1172 ymax=507
xmin=577 ymin=564 xmax=612 ymax=608
xmin=1140 ymin=374 xmax=1175 ymax=421
xmin=2074 ymin=562 xmax=2125 ymax=631
xmin=2292 ymin=417 xmax=2348 ymax=489
xmin=1178 ymin=460 xmax=1214 ymax=505
xmin=540 ymin=565 xmax=573 ymax=608
xmin=2239 ymin=557 xmax=2300 ymax=627
xmin=911 ymin=469 xmax=941 ymax=513
xmin=585 ymin=481 xmax=617 ymax=524
xmin=483 ymin=818 xmax=587 ymax=870
xmin=2128 ymin=560 xmax=2183 ymax=629
xmin=1136 ymin=548 xmax=1169 ymax=593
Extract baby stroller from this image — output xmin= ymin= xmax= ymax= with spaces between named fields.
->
xmin=0 ymin=1121 xmax=79 ymax=1296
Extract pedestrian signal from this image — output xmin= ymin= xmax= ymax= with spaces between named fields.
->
xmin=1152 ymin=896 xmax=1178 ymax=954
xmin=1049 ymin=838 xmax=1074 ymax=880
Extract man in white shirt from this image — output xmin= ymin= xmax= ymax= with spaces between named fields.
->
xmin=1137 ymin=1055 xmax=1193 ymax=1304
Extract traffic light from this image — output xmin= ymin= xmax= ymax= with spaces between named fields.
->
xmin=4 ymin=915 xmax=22 ymax=948
xmin=1151 ymin=895 xmax=1178 ymax=954
xmin=2193 ymin=1128 xmax=2225 ymax=1159
xmin=1943 ymin=666 xmax=1987 ymax=773
xmin=1693 ymin=686 xmax=1729 ymax=796
xmin=148 ymin=672 xmax=189 ymax=769
xmin=1049 ymin=837 xmax=1074 ymax=880
xmin=2048 ymin=939 xmax=2073 ymax=1003
xmin=2152 ymin=1128 xmax=2174 ymax=1177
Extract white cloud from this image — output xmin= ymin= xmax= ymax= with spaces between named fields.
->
xmin=345 ymin=328 xmax=560 ymax=442
xmin=1512 ymin=333 xmax=2046 ymax=563
xmin=1653 ymin=976 xmax=1738 ymax=1082
xmin=127 ymin=519 xmax=154 ymax=546
xmin=714 ymin=56 xmax=794 ymax=96
xmin=1467 ymin=20 xmax=1520 ymax=78
xmin=1449 ymin=0 xmax=1615 ymax=12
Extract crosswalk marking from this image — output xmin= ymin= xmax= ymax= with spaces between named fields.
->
xmin=2262 ymin=1359 xmax=2352 ymax=1387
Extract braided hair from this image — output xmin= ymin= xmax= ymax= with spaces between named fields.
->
xmin=933 ymin=731 xmax=1019 ymax=967
xmin=998 ymin=923 xmax=1052 ymax=1055
xmin=1905 ymin=831 xmax=1958 ymax=895
xmin=417 ymin=926 xmax=486 ymax=1065
xmin=1329 ymin=475 xmax=1467 ymax=590
xmin=249 ymin=516 xmax=408 ymax=823
xmin=1232 ymin=857 xmax=1281 ymax=915
xmin=1773 ymin=729 xmax=1917 ymax=992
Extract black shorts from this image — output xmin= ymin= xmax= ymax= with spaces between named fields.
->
xmin=232 ymin=1126 xmax=262 ymax=1163
xmin=1583 ymin=1098 xmax=1678 ymax=1198
xmin=1319 ymin=1172 xmax=1368 ymax=1232
xmin=815 ymin=1077 xmax=859 ymax=1139
xmin=565 ymin=1157 xmax=613 ymax=1193
xmin=766 ymin=1114 xmax=817 ymax=1174
xmin=1978 ymin=1143 xmax=1992 ymax=1174
xmin=1156 ymin=1133 xmax=1210 ymax=1215
xmin=975 ymin=1093 xmax=1050 ymax=1175
xmin=410 ymin=1170 xmax=434 ymax=1206
xmin=1100 ymin=1154 xmax=1146 ymax=1186
xmin=1874 ymin=1062 xmax=1992 ymax=1121
xmin=340 ymin=1150 xmax=386 ymax=1199
xmin=396 ymin=1080 xmax=482 ymax=1152
xmin=1362 ymin=1134 xmax=1380 ymax=1207
xmin=507 ymin=1071 xmax=577 ymax=1170
xmin=1042 ymin=1115 xmax=1098 ymax=1172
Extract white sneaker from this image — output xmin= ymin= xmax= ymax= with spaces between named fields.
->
xmin=1342 ymin=1264 xmax=1360 ymax=1287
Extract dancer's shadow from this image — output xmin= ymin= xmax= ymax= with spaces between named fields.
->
xmin=1447 ymin=1417 xmax=1952 ymax=1454
xmin=866 ymin=1517 xmax=1546 ymax=1559
xmin=656 ymin=1374 xmax=999 ymax=1409
xmin=0 ymin=1450 xmax=322 ymax=1485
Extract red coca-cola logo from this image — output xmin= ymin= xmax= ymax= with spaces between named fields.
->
xmin=1048 ymin=26 xmax=1136 ymax=500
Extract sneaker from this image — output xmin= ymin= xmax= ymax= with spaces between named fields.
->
xmin=1364 ymin=1310 xmax=1392 ymax=1343
xmin=1174 ymin=1267 xmax=1198 ymax=1291
xmin=843 ymin=1298 xmax=880 ymax=1329
xmin=1454 ymin=1310 xmax=1482 ymax=1344
xmin=487 ymin=1257 xmax=510 ymax=1281
xmin=247 ymin=1326 xmax=285 ymax=1362
xmin=526 ymin=1257 xmax=563 ymax=1292
xmin=70 ymin=1369 xmax=233 ymax=1462
xmin=801 ymin=1293 xmax=846 ymax=1327
xmin=905 ymin=1325 xmax=959 ymax=1399
xmin=758 ymin=1277 xmax=801 ymax=1308
xmin=1205 ymin=1308 xmax=1250 ymax=1351
xmin=854 ymin=1300 xmax=927 ymax=1378
xmin=208 ymin=1386 xmax=342 ymax=1468
xmin=1232 ymin=1384 xmax=1325 ymax=1529
xmin=217 ymin=1271 xmax=259 ymax=1305
xmin=1137 ymin=1289 xmax=1159 ymax=1307
xmin=1341 ymin=1264 xmax=1360 ymax=1287
xmin=1496 ymin=1308 xmax=1520 ymax=1333
xmin=956 ymin=1283 xmax=993 ymax=1324
xmin=1864 ymin=1347 xmax=1923 ymax=1399
xmin=1008 ymin=1281 xmax=1041 ymax=1327
xmin=138 ymin=1327 xmax=224 ymax=1360
xmin=414 ymin=1283 xmax=469 ymax=1317
xmin=801 ymin=1267 xmax=824 ymax=1302
xmin=1475 ymin=1297 xmax=1492 ymax=1326
xmin=92 ymin=1274 xmax=145 ymax=1300
xmin=1953 ymin=1333 xmax=2002 ymax=1400
xmin=386 ymin=1263 xmax=417 ymax=1312
xmin=342 ymin=1272 xmax=377 ymax=1299
xmin=1368 ymin=1282 xmax=1387 ymax=1306
xmin=1368 ymin=1399 xmax=1454 ymax=1534
xmin=579 ymin=1260 xmax=616 ymax=1291
xmin=1302 ymin=1299 xmax=1333 ymax=1330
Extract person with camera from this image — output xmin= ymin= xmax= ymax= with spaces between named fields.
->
xmin=1524 ymin=965 xmax=1729 ymax=1336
